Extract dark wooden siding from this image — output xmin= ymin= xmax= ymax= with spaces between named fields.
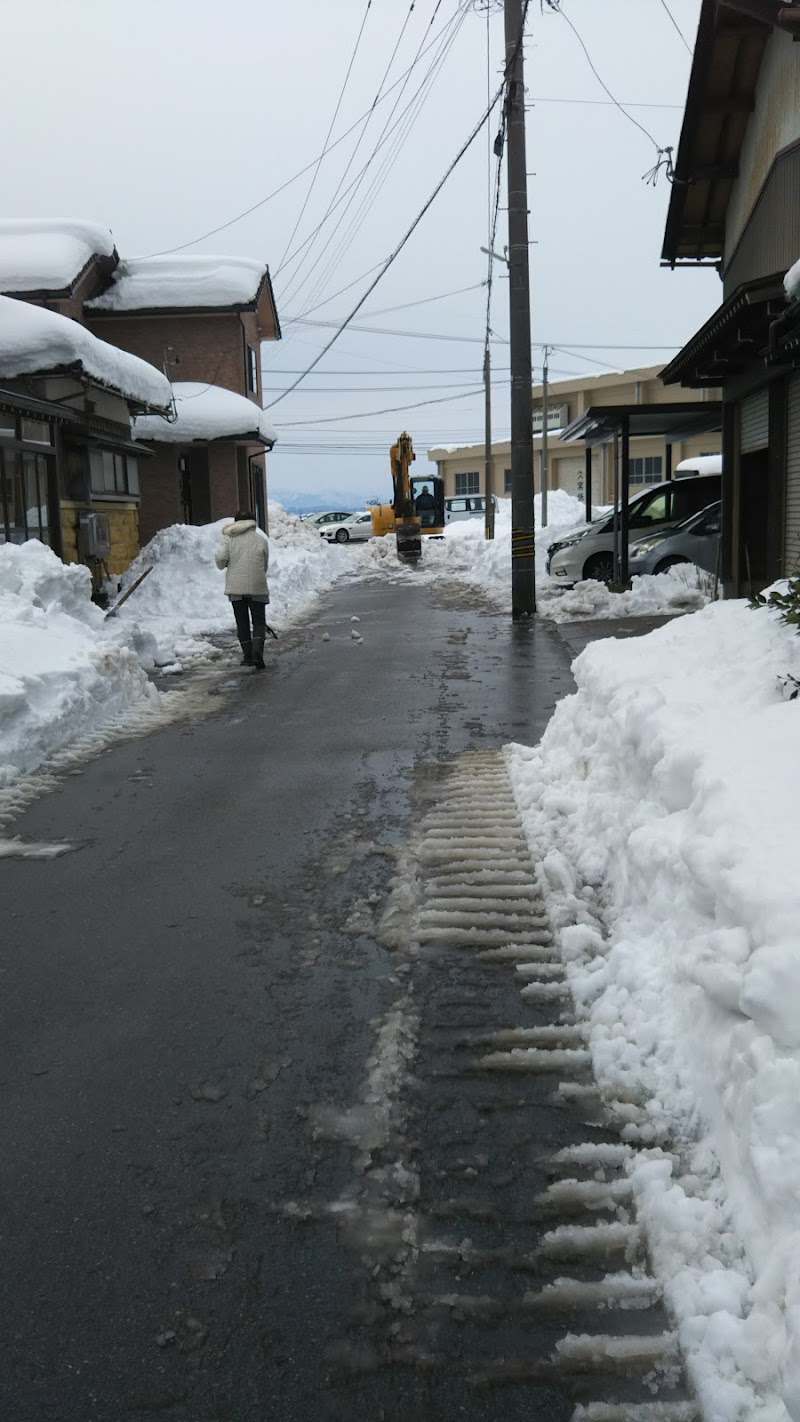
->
xmin=724 ymin=140 xmax=800 ymax=294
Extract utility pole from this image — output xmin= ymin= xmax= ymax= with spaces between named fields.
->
xmin=484 ymin=344 xmax=495 ymax=540
xmin=540 ymin=346 xmax=550 ymax=529
xmin=504 ymin=0 xmax=535 ymax=616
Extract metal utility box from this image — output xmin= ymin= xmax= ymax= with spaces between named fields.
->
xmin=78 ymin=511 xmax=111 ymax=559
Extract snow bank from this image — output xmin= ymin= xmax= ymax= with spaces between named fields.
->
xmin=115 ymin=502 xmax=343 ymax=657
xmin=0 ymin=295 xmax=171 ymax=410
xmin=506 ymin=599 xmax=800 ymax=1419
xmin=133 ymin=382 xmax=277 ymax=446
xmin=0 ymin=218 xmax=115 ymax=292
xmin=785 ymin=258 xmax=800 ymax=305
xmin=412 ymin=490 xmax=588 ymax=609
xmin=0 ymin=541 xmax=157 ymax=788
xmin=88 ymin=254 xmax=267 ymax=311
xmin=538 ymin=565 xmax=711 ymax=622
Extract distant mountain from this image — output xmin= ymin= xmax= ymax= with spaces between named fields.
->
xmin=269 ymin=488 xmax=374 ymax=515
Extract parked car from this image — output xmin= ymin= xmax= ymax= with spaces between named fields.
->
xmin=546 ymin=471 xmax=721 ymax=585
xmin=301 ymin=510 xmax=353 ymax=529
xmin=445 ymin=495 xmax=498 ymax=524
xmin=320 ymin=512 xmax=374 ymax=543
xmin=628 ymin=500 xmax=721 ymax=577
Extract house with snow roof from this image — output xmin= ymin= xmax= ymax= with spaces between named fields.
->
xmin=0 ymin=294 xmax=171 ymax=580
xmin=85 ymin=255 xmax=281 ymax=540
xmin=661 ymin=0 xmax=800 ymax=593
xmin=0 ymin=218 xmax=118 ymax=323
xmin=0 ymin=222 xmax=282 ymax=570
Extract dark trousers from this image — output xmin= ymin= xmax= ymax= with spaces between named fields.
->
xmin=232 ymin=597 xmax=267 ymax=651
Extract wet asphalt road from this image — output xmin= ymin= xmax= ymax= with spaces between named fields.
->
xmin=0 ymin=577 xmax=581 ymax=1422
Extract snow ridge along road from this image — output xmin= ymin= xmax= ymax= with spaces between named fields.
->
xmin=298 ymin=748 xmax=700 ymax=1420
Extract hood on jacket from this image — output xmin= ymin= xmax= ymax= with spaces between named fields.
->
xmin=223 ymin=519 xmax=257 ymax=536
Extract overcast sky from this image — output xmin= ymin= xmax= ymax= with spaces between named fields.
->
xmin=5 ymin=0 xmax=717 ymax=502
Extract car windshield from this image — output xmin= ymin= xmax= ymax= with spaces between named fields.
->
xmin=673 ymin=500 xmax=721 ymax=535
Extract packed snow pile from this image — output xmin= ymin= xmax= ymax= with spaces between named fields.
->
xmin=0 ymin=218 xmax=116 ymax=293
xmin=133 ymin=382 xmax=277 ymax=445
xmin=538 ymin=564 xmax=712 ymax=622
xmin=412 ymin=490 xmax=588 ymax=608
xmin=0 ymin=541 xmax=158 ymax=788
xmin=115 ymin=502 xmax=342 ymax=657
xmin=506 ymin=599 xmax=800 ymax=1419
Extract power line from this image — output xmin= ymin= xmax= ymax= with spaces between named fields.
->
xmin=656 ymin=0 xmax=692 ymax=54
xmin=275 ymin=0 xmax=374 ymax=273
xmin=277 ymin=0 xmax=426 ymax=299
xmin=139 ymin=8 xmax=461 ymax=260
xmin=262 ymin=70 xmax=506 ymax=411
xmin=272 ymin=8 xmax=467 ymax=298
xmin=543 ymin=1 xmax=662 ymax=152
xmin=285 ymin=281 xmax=485 ymax=327
xmin=283 ymin=0 xmax=467 ymax=316
xmin=531 ymin=95 xmax=683 ymax=110
xmin=278 ymin=386 xmax=485 ymax=426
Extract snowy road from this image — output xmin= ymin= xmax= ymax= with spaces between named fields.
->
xmin=0 ymin=579 xmax=681 ymax=1421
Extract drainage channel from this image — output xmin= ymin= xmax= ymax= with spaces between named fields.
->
xmin=324 ymin=749 xmax=699 ymax=1422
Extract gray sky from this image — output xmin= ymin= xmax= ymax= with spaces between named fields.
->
xmin=5 ymin=0 xmax=717 ymax=501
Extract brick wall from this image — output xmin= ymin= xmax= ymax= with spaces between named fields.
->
xmin=138 ymin=448 xmax=182 ymax=547
xmin=85 ymin=312 xmax=252 ymax=398
xmin=208 ymin=444 xmax=240 ymax=520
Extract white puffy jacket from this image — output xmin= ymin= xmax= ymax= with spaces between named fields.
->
xmin=215 ymin=519 xmax=270 ymax=599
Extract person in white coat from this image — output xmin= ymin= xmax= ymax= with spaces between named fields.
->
xmin=215 ymin=510 xmax=270 ymax=669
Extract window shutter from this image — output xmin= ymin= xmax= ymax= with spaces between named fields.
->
xmin=786 ymin=375 xmax=800 ymax=575
xmin=740 ymin=389 xmax=769 ymax=453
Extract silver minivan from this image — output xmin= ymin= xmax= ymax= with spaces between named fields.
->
xmin=445 ymin=494 xmax=498 ymax=524
xmin=547 ymin=470 xmax=722 ymax=584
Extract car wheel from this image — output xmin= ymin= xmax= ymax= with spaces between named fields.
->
xmin=582 ymin=552 xmax=615 ymax=584
xmin=334 ymin=527 xmax=350 ymax=543
xmin=653 ymin=555 xmax=689 ymax=575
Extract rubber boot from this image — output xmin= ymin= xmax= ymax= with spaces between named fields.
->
xmin=252 ymin=636 xmax=266 ymax=670
xmin=239 ymin=637 xmax=253 ymax=666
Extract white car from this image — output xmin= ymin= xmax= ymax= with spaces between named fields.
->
xmin=301 ymin=510 xmax=353 ymax=529
xmin=320 ymin=511 xmax=374 ymax=543
xmin=445 ymin=495 xmax=498 ymax=524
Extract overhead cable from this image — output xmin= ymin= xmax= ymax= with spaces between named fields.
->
xmin=289 ymin=2 xmax=467 ymax=316
xmin=657 ymin=0 xmax=692 ymax=54
xmin=543 ymin=0 xmax=675 ymax=182
xmin=275 ymin=0 xmax=374 ymax=273
xmin=140 ymin=8 xmax=461 ymax=259
xmin=278 ymin=387 xmax=486 ymax=426
xmin=281 ymin=0 xmax=468 ymax=315
xmin=277 ymin=0 xmax=423 ymax=293
xmin=262 ymin=73 xmax=506 ymax=411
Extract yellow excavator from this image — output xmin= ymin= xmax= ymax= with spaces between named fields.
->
xmin=370 ymin=432 xmax=445 ymax=561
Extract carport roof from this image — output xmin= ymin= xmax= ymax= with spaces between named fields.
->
xmin=560 ymin=401 xmax=723 ymax=448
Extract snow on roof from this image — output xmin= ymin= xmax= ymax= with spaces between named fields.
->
xmin=675 ymin=453 xmax=722 ymax=476
xmin=0 ymin=296 xmax=172 ymax=410
xmin=132 ymin=382 xmax=277 ymax=446
xmin=0 ymin=219 xmax=116 ymax=293
xmin=88 ymin=255 xmax=268 ymax=312
xmin=785 ymin=257 xmax=800 ymax=303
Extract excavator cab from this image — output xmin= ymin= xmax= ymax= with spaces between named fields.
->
xmin=410 ymin=476 xmax=445 ymax=536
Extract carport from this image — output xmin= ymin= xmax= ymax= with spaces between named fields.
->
xmin=559 ymin=401 xmax=723 ymax=582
